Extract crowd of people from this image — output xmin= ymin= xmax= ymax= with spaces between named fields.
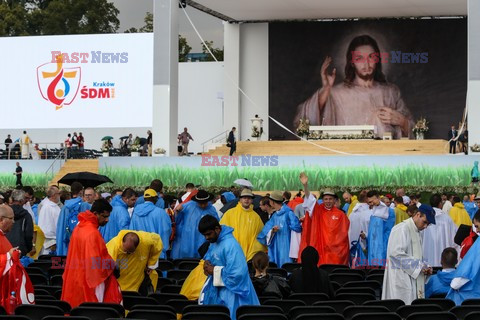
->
xmin=1 ymin=174 xmax=480 ymax=317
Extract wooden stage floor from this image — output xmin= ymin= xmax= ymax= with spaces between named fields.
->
xmin=206 ymin=139 xmax=450 ymax=156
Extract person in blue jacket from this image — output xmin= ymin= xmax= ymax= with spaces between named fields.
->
xmin=100 ymin=188 xmax=137 ymax=243
xmin=257 ymin=190 xmax=302 ymax=267
xmin=171 ymin=190 xmax=219 ymax=259
xmin=56 ymin=182 xmax=85 ymax=255
xmin=135 ymin=179 xmax=165 ymax=209
xmin=199 ymin=215 xmax=259 ymax=320
xmin=447 ymin=231 xmax=480 ymax=304
xmin=130 ymin=189 xmax=171 ymax=259
xmin=426 ymin=247 xmax=457 ymax=298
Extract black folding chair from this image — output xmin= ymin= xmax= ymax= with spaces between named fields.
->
xmin=411 ymin=298 xmax=456 ymax=311
xmin=405 ymin=311 xmax=457 ymax=320
xmin=363 ymin=299 xmax=405 ymax=312
xmin=314 ymin=300 xmax=355 ymax=313
xmin=351 ymin=312 xmax=401 ymax=320
xmin=288 ymin=293 xmax=330 ymax=305
xmin=183 ymin=312 xmax=231 ymax=320
xmin=71 ymin=306 xmax=120 ymax=320
xmin=80 ymin=302 xmax=125 ymax=317
xmin=35 ymin=299 xmax=71 ymax=313
xmin=126 ymin=310 xmax=176 ymax=320
xmin=343 ymin=305 xmax=390 ymax=320
xmin=15 ymin=305 xmax=64 ymax=320
xmin=236 ymin=305 xmax=283 ymax=319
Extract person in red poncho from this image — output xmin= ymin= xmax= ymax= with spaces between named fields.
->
xmin=297 ymin=172 xmax=350 ymax=265
xmin=61 ymin=199 xmax=122 ymax=308
xmin=0 ymin=205 xmax=35 ymax=313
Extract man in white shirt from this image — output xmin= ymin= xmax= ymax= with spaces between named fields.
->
xmin=37 ymin=186 xmax=61 ymax=254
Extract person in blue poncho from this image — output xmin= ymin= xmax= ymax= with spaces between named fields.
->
xmin=199 ymin=215 xmax=259 ymax=320
xmin=56 ymin=182 xmax=85 ymax=255
xmin=171 ymin=190 xmax=219 ymax=259
xmin=360 ymin=190 xmax=395 ymax=267
xmin=463 ymin=194 xmax=478 ymax=220
xmin=257 ymin=190 xmax=302 ymax=267
xmin=79 ymin=187 xmax=96 ymax=212
xmin=100 ymin=188 xmax=137 ymax=243
xmin=135 ymin=179 xmax=165 ymax=209
xmin=426 ymin=247 xmax=457 ymax=298
xmin=472 ymin=161 xmax=479 ymax=187
xmin=447 ymin=226 xmax=480 ymax=304
xmin=129 ymin=189 xmax=171 ymax=259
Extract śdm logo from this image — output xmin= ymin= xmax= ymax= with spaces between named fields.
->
xmin=37 ymin=55 xmax=81 ymax=110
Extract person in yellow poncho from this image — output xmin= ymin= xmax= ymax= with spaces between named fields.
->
xmin=28 ymin=224 xmax=45 ymax=259
xmin=393 ymin=196 xmax=409 ymax=225
xmin=343 ymin=192 xmax=358 ymax=217
xmin=449 ymin=196 xmax=472 ymax=227
xmin=106 ymin=230 xmax=162 ymax=292
xmin=220 ymin=189 xmax=267 ymax=261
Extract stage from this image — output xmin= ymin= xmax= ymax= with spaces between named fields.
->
xmin=207 ymin=139 xmax=451 ymax=156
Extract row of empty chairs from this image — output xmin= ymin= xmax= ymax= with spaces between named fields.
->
xmin=4 ymin=301 xmax=480 ymax=320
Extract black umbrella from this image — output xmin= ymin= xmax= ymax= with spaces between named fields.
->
xmin=58 ymin=172 xmax=113 ymax=188
xmin=119 ymin=136 xmax=129 ymax=140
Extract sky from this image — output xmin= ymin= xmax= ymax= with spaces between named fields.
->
xmin=111 ymin=0 xmax=224 ymax=52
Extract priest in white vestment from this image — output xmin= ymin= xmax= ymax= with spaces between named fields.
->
xmin=37 ymin=186 xmax=61 ymax=254
xmin=422 ymin=194 xmax=458 ymax=267
xmin=382 ymin=204 xmax=436 ymax=304
xmin=20 ymin=131 xmax=31 ymax=159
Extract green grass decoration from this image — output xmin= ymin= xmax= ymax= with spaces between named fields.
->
xmin=99 ymin=164 xmax=470 ymax=191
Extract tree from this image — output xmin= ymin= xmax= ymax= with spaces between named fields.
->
xmin=0 ymin=1 xmax=28 ymax=36
xmin=0 ymin=0 xmax=119 ymax=36
xmin=179 ymin=35 xmax=191 ymax=62
xmin=126 ymin=12 xmax=191 ymax=62
xmin=201 ymin=40 xmax=224 ymax=61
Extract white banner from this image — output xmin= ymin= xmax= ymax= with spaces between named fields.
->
xmin=0 ymin=33 xmax=153 ymax=128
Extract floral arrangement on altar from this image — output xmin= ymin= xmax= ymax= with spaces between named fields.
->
xmin=130 ymin=144 xmax=141 ymax=152
xmin=471 ymin=144 xmax=480 ymax=152
xmin=412 ymin=117 xmax=429 ymax=134
xmin=308 ymin=130 xmax=375 ymax=140
xmin=251 ymin=126 xmax=262 ymax=138
xmin=154 ymin=147 xmax=166 ymax=154
xmin=296 ymin=118 xmax=310 ymax=137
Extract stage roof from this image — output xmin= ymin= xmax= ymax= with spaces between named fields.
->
xmin=188 ymin=0 xmax=467 ymax=22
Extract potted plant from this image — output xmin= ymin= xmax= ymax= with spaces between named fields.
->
xmin=471 ymin=144 xmax=480 ymax=153
xmin=130 ymin=144 xmax=140 ymax=157
xmin=296 ymin=118 xmax=310 ymax=140
xmin=251 ymin=126 xmax=262 ymax=141
xmin=412 ymin=117 xmax=429 ymax=140
xmin=154 ymin=147 xmax=166 ymax=157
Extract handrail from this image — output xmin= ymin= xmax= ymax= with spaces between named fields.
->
xmin=45 ymin=147 xmax=67 ymax=186
xmin=1 ymin=142 xmax=64 ymax=160
xmin=201 ymin=130 xmax=229 ymax=153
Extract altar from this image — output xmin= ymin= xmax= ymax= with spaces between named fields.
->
xmin=309 ymin=125 xmax=376 ymax=140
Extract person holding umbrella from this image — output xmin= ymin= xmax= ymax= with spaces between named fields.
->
xmin=101 ymin=136 xmax=113 ymax=150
